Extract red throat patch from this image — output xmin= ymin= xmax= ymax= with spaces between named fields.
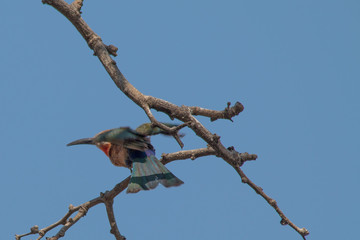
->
xmin=98 ymin=142 xmax=111 ymax=157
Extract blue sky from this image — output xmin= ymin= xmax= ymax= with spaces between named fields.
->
xmin=1 ymin=0 xmax=359 ymax=239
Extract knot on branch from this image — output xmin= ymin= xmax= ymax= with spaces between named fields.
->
xmin=79 ymin=205 xmax=89 ymax=216
xmin=29 ymin=225 xmax=39 ymax=234
xmin=88 ymin=35 xmax=102 ymax=51
xmin=105 ymin=44 xmax=118 ymax=57
xmin=38 ymin=229 xmax=45 ymax=237
xmin=280 ymin=218 xmax=288 ymax=225
xmin=269 ymin=199 xmax=277 ymax=207
xmin=212 ymin=134 xmax=220 ymax=143
xmin=241 ymin=177 xmax=248 ymax=183
xmin=71 ymin=0 xmax=84 ymax=14
xmin=227 ymin=146 xmax=257 ymax=166
xmin=299 ymin=228 xmax=310 ymax=236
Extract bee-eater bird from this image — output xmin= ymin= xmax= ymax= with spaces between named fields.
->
xmin=67 ymin=123 xmax=184 ymax=193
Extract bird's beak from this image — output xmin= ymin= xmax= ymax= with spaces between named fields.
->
xmin=67 ymin=138 xmax=95 ymax=146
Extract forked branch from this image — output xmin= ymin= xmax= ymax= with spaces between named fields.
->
xmin=17 ymin=149 xmax=250 ymax=240
xmin=18 ymin=0 xmax=309 ymax=239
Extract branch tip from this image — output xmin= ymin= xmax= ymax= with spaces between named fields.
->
xmin=300 ymin=228 xmax=310 ymax=236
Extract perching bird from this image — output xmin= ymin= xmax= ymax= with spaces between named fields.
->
xmin=67 ymin=123 xmax=184 ymax=193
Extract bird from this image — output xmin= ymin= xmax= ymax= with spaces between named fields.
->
xmin=67 ymin=123 xmax=184 ymax=193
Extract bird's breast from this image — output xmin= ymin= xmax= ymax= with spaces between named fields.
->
xmin=108 ymin=144 xmax=130 ymax=168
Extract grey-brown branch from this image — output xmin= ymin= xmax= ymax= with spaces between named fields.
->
xmin=17 ymin=0 xmax=309 ymax=239
xmin=16 ymin=149 xmax=232 ymax=240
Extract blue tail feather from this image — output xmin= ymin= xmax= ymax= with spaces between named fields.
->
xmin=126 ymin=149 xmax=184 ymax=193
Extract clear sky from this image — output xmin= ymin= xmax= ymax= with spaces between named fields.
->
xmin=1 ymin=1 xmax=359 ymax=239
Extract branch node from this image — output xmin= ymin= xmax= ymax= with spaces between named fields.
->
xmin=79 ymin=205 xmax=88 ymax=216
xmin=38 ymin=230 xmax=45 ymax=237
xmin=241 ymin=177 xmax=248 ymax=183
xmin=30 ymin=225 xmax=39 ymax=234
xmin=269 ymin=199 xmax=277 ymax=207
xmin=227 ymin=146 xmax=235 ymax=151
xmin=105 ymin=44 xmax=118 ymax=57
xmin=88 ymin=35 xmax=102 ymax=51
xmin=71 ymin=0 xmax=84 ymax=14
xmin=280 ymin=218 xmax=288 ymax=225
xmin=300 ymin=228 xmax=310 ymax=236
xmin=212 ymin=134 xmax=220 ymax=143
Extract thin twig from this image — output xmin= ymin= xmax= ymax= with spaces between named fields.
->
xmin=234 ymin=166 xmax=309 ymax=238
xmin=161 ymin=147 xmax=216 ymax=164
xmin=103 ymin=197 xmax=126 ymax=240
xmin=189 ymin=101 xmax=244 ymax=122
xmin=35 ymin=204 xmax=81 ymax=239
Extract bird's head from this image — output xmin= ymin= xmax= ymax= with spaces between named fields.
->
xmin=67 ymin=130 xmax=113 ymax=157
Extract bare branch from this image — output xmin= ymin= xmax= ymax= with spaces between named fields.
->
xmin=190 ymin=101 xmax=244 ymax=122
xmin=103 ymin=197 xmax=126 ymax=240
xmin=34 ymin=204 xmax=81 ymax=239
xmin=16 ymin=176 xmax=130 ymax=240
xmin=19 ymin=1 xmax=311 ymax=239
xmin=234 ymin=166 xmax=309 ymax=238
xmin=161 ymin=147 xmax=216 ymax=164
xmin=15 ymin=226 xmax=39 ymax=240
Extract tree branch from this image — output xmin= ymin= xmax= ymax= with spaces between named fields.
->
xmin=103 ymin=197 xmax=126 ymax=240
xmin=18 ymin=0 xmax=310 ymax=239
xmin=234 ymin=166 xmax=309 ymax=238
xmin=161 ymin=147 xmax=217 ymax=164
xmin=190 ymin=101 xmax=244 ymax=122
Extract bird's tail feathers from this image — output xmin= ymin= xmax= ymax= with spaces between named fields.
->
xmin=126 ymin=150 xmax=183 ymax=193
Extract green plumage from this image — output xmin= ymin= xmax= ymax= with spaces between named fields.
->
xmin=135 ymin=123 xmax=179 ymax=136
xmin=67 ymin=122 xmax=184 ymax=193
xmin=126 ymin=149 xmax=183 ymax=193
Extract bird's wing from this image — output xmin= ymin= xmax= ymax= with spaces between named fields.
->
xmin=96 ymin=127 xmax=148 ymax=151
xmin=95 ymin=127 xmax=142 ymax=143
xmin=136 ymin=122 xmax=181 ymax=136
